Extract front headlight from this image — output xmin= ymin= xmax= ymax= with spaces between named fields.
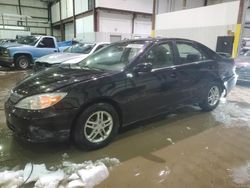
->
xmin=15 ymin=92 xmax=67 ymax=110
xmin=2 ymin=49 xmax=9 ymax=56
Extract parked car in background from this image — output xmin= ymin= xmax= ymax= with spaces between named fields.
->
xmin=0 ymin=38 xmax=16 ymax=45
xmin=240 ymin=38 xmax=250 ymax=55
xmin=235 ymin=50 xmax=250 ymax=82
xmin=5 ymin=38 xmax=237 ymax=150
xmin=0 ymin=35 xmax=72 ymax=70
xmin=33 ymin=42 xmax=110 ymax=72
xmin=57 ymin=39 xmax=80 ymax=52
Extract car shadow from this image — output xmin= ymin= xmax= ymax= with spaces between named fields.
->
xmin=1 ymin=104 xmax=220 ymax=169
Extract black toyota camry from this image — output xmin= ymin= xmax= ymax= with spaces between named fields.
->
xmin=5 ymin=38 xmax=237 ymax=150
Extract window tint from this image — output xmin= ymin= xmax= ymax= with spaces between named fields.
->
xmin=143 ymin=43 xmax=174 ymax=69
xmin=176 ymin=42 xmax=207 ymax=64
xmin=38 ymin=38 xmax=55 ymax=48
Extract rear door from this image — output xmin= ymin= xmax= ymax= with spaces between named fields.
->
xmin=173 ymin=41 xmax=215 ymax=103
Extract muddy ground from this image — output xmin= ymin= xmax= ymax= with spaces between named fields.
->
xmin=0 ymin=69 xmax=250 ymax=188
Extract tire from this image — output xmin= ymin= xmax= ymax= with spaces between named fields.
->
xmin=15 ymin=55 xmax=30 ymax=70
xmin=73 ymin=103 xmax=120 ymax=150
xmin=199 ymin=82 xmax=222 ymax=112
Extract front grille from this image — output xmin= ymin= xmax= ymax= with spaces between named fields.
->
xmin=236 ymin=67 xmax=250 ymax=81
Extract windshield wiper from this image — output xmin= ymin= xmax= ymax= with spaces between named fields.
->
xmin=80 ymin=65 xmax=104 ymax=71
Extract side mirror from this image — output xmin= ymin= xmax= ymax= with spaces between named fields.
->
xmin=133 ymin=63 xmax=153 ymax=73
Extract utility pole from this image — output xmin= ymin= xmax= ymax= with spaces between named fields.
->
xmin=151 ymin=0 xmax=157 ymax=37
xmin=59 ymin=0 xmax=64 ymax=41
xmin=73 ymin=0 xmax=76 ymax=38
xmin=18 ymin=0 xmax=22 ymax=15
xmin=233 ymin=0 xmax=248 ymax=58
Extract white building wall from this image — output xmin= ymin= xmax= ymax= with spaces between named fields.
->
xmin=99 ymin=12 xmax=132 ymax=33
xmin=51 ymin=2 xmax=60 ymax=23
xmin=96 ymin=0 xmax=153 ymax=13
xmin=61 ymin=0 xmax=73 ymax=19
xmin=50 ymin=0 xmax=152 ymax=42
xmin=74 ymin=0 xmax=88 ymax=15
xmin=94 ymin=11 xmax=151 ymax=42
xmin=0 ymin=0 xmax=18 ymax=5
xmin=0 ymin=29 xmax=31 ymax=39
xmin=76 ymin=15 xmax=95 ymax=42
xmin=134 ymin=15 xmax=152 ymax=35
xmin=21 ymin=7 xmax=48 ymax=18
xmin=21 ymin=0 xmax=47 ymax=8
xmin=0 ymin=0 xmax=49 ymax=36
xmin=186 ymin=0 xmax=204 ymax=8
xmin=156 ymin=1 xmax=240 ymax=50
xmin=157 ymin=0 xmax=236 ymax=14
xmin=65 ymin=22 xmax=74 ymax=40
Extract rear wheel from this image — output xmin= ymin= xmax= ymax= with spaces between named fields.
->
xmin=199 ymin=82 xmax=222 ymax=112
xmin=73 ymin=103 xmax=119 ymax=150
xmin=15 ymin=55 xmax=30 ymax=70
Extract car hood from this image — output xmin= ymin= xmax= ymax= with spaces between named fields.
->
xmin=235 ymin=57 xmax=250 ymax=68
xmin=1 ymin=42 xmax=27 ymax=48
xmin=36 ymin=53 xmax=88 ymax=64
xmin=13 ymin=67 xmax=112 ymax=97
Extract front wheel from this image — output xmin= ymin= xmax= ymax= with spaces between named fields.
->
xmin=15 ymin=55 xmax=31 ymax=70
xmin=199 ymin=82 xmax=222 ymax=112
xmin=73 ymin=103 xmax=119 ymax=150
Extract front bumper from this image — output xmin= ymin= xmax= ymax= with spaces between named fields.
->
xmin=4 ymin=100 xmax=79 ymax=143
xmin=0 ymin=56 xmax=14 ymax=67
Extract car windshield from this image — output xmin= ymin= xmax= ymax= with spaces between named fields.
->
xmin=16 ymin=36 xmax=40 ymax=45
xmin=64 ymin=43 xmax=95 ymax=54
xmin=73 ymin=42 xmax=146 ymax=71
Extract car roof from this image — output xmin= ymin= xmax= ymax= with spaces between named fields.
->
xmin=114 ymin=37 xmax=199 ymax=44
xmin=95 ymin=42 xmax=110 ymax=45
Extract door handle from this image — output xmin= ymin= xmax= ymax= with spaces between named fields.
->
xmin=53 ymin=50 xmax=58 ymax=52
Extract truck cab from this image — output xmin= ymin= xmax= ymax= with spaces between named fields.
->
xmin=0 ymin=35 xmax=59 ymax=69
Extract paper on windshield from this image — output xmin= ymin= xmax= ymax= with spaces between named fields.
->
xmin=126 ymin=44 xmax=144 ymax=49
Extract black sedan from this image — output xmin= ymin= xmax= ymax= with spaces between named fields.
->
xmin=5 ymin=38 xmax=237 ymax=150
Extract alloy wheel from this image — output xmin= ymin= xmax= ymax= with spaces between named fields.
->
xmin=208 ymin=86 xmax=220 ymax=106
xmin=84 ymin=111 xmax=113 ymax=143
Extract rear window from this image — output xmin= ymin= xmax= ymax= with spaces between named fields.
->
xmin=176 ymin=42 xmax=209 ymax=64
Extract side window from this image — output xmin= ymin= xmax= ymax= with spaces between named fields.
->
xmin=176 ymin=42 xmax=208 ymax=64
xmin=143 ymin=43 xmax=174 ymax=69
xmin=37 ymin=38 xmax=55 ymax=48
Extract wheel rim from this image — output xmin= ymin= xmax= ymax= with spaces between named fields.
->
xmin=208 ymin=86 xmax=220 ymax=106
xmin=19 ymin=58 xmax=29 ymax=69
xmin=84 ymin=111 xmax=113 ymax=143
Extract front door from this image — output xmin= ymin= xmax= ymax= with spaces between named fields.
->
xmin=34 ymin=37 xmax=58 ymax=59
xmin=123 ymin=42 xmax=180 ymax=124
